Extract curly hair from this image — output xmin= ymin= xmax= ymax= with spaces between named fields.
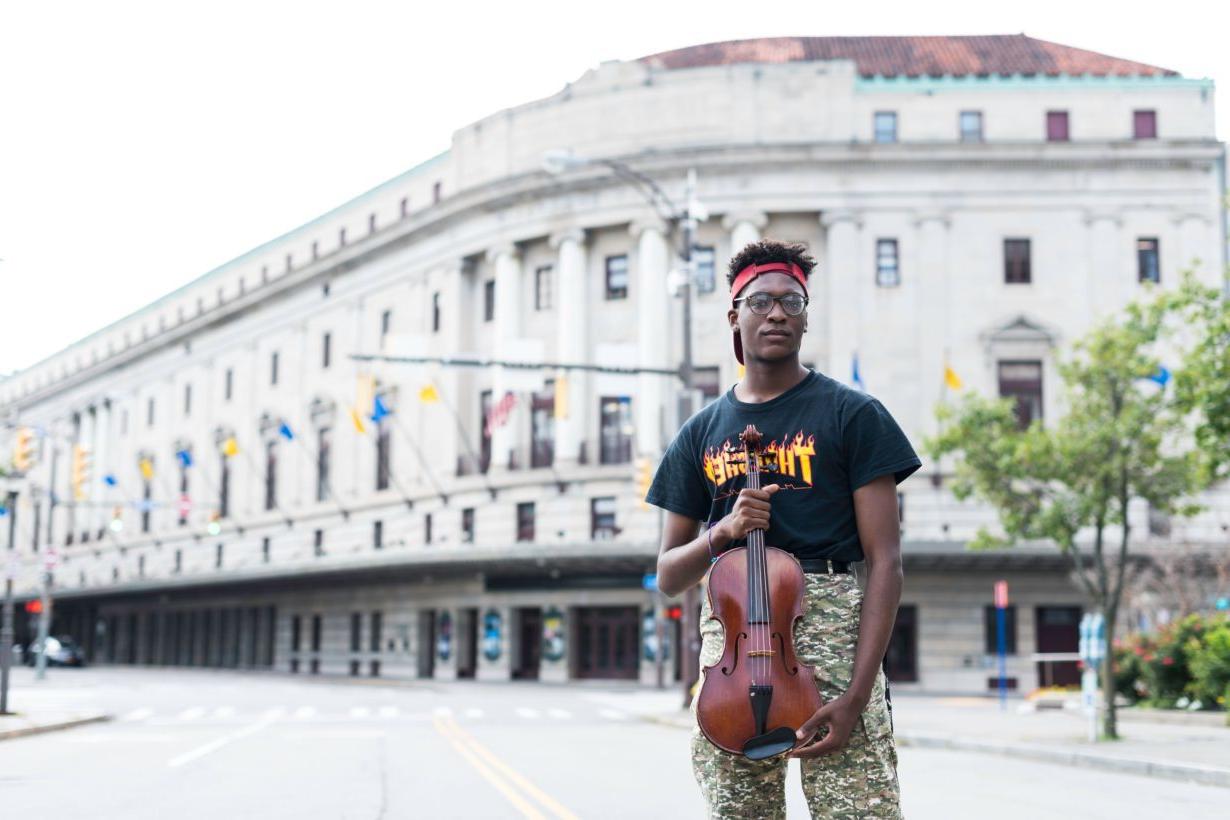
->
xmin=726 ymin=239 xmax=817 ymax=290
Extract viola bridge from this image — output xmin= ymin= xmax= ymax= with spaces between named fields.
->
xmin=746 ymin=650 xmax=775 ymax=658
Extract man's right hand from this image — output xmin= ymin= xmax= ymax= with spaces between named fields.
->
xmin=718 ymin=484 xmax=780 ymax=541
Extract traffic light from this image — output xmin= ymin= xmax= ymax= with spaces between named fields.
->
xmin=12 ymin=427 xmax=35 ymax=473
xmin=71 ymin=445 xmax=91 ymax=501
xmin=207 ymin=510 xmax=222 ymax=536
xmin=109 ymin=505 xmax=124 ymax=533
xmin=24 ymin=600 xmax=43 ymax=614
xmin=665 ymin=605 xmax=683 ymax=620
xmin=635 ymin=457 xmax=654 ymax=509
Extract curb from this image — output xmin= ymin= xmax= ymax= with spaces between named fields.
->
xmin=0 ymin=714 xmax=113 ymax=743
xmin=637 ymin=713 xmax=1230 ymax=788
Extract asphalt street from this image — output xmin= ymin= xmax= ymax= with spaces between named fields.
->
xmin=1 ymin=668 xmax=1225 ymax=818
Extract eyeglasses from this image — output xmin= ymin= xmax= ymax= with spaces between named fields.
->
xmin=733 ymin=292 xmax=809 ymax=316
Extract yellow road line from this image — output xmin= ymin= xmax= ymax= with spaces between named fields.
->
xmin=433 ymin=715 xmax=545 ymax=819
xmin=434 ymin=715 xmax=579 ymax=820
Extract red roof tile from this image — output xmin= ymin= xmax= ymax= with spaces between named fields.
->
xmin=638 ymin=35 xmax=1179 ymax=78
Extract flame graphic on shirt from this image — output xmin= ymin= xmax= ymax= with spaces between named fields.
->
xmin=701 ymin=431 xmax=816 ymax=490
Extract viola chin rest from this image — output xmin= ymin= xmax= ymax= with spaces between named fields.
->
xmin=742 ymin=726 xmax=798 ymax=760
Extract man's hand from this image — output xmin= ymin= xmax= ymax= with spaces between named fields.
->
xmin=789 ymin=693 xmax=864 ymax=759
xmin=718 ymin=484 xmax=780 ymax=541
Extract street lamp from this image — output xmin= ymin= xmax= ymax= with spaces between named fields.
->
xmin=543 ymin=150 xmax=706 ymax=705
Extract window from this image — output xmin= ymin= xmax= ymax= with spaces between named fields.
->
xmin=373 ymin=520 xmax=383 ymax=549
xmin=693 ymin=367 xmax=721 ymax=408
xmin=694 ymin=246 xmax=716 ymax=294
xmin=516 ymin=502 xmax=535 ymax=542
xmin=605 ymin=255 xmax=628 ymax=300
xmin=959 ymin=110 xmax=983 ymax=142
xmin=1003 ymin=239 xmax=1032 ymax=285
xmin=432 ymin=181 xmax=442 ymax=203
xmin=350 ymin=612 xmax=361 ymax=652
xmin=400 ymin=197 xmax=409 ymax=218
xmin=432 ymin=292 xmax=441 ymax=333
xmin=375 ymin=419 xmax=391 ymax=491
xmin=311 ymin=614 xmax=322 ymax=652
xmin=873 ymin=111 xmax=897 ymax=143
xmin=1137 ymin=238 xmax=1160 ymax=284
xmin=599 ymin=396 xmax=633 ymax=464
xmin=483 ymin=280 xmax=495 ymax=322
xmin=291 ymin=615 xmax=302 ymax=652
xmin=285 ymin=253 xmax=293 ymax=272
xmin=311 ymin=241 xmax=319 ymax=260
xmin=147 ymin=397 xmax=155 ymax=427
xmin=535 ymin=265 xmax=553 ymax=310
xmin=591 ymin=497 xmax=618 ymax=540
xmin=270 ymin=352 xmax=279 ymax=386
xmin=380 ymin=310 xmax=392 ymax=346
xmin=370 ymin=612 xmax=384 ymax=653
xmin=461 ymin=507 xmax=475 ymax=543
xmin=178 ymin=458 xmax=190 ymax=526
xmin=338 ymin=227 xmax=347 ymax=246
xmin=219 ymin=457 xmax=231 ymax=518
xmin=316 ymin=427 xmax=332 ymax=502
xmin=313 ymin=528 xmax=324 ymax=557
xmin=141 ymin=480 xmax=152 ymax=533
xmin=224 ymin=368 xmax=233 ymax=401
xmin=530 ymin=380 xmax=555 ymax=468
xmin=998 ymin=360 xmax=1043 ymax=429
xmin=424 ymin=513 xmax=433 ymax=545
xmin=875 ymin=239 xmax=900 ymax=287
xmin=262 ymin=537 xmax=270 ymax=563
xmin=264 ymin=440 xmax=278 ymax=511
xmin=1133 ymin=110 xmax=1157 ymax=140
xmin=479 ymin=390 xmax=492 ymax=473
xmin=174 ymin=549 xmax=182 ymax=573
xmin=1046 ymin=110 xmax=1069 ymax=142
xmin=368 ymin=213 xmax=377 ymax=234
xmin=215 ymin=542 xmax=223 ymax=569
xmin=322 ymin=333 xmax=331 ymax=368
xmin=983 ymin=605 xmax=1018 ymax=654
xmin=183 ymin=384 xmax=192 ymax=416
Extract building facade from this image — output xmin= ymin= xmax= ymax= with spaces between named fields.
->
xmin=2 ymin=35 xmax=1226 ymax=693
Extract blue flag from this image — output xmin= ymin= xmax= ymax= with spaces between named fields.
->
xmin=278 ymin=421 xmax=295 ymax=441
xmin=1146 ymin=366 xmax=1171 ymax=387
xmin=370 ymin=395 xmax=390 ymax=423
xmin=851 ymin=352 xmax=866 ymax=392
xmin=176 ymin=449 xmax=193 ymax=468
xmin=103 ymin=474 xmax=118 ymax=487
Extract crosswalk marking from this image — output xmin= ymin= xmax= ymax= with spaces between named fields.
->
xmin=213 ymin=706 xmax=236 ymax=718
xmin=178 ymin=706 xmax=206 ymax=720
xmin=378 ymin=705 xmax=399 ymax=718
xmin=350 ymin=706 xmax=371 ymax=718
xmin=464 ymin=707 xmax=484 ymax=719
xmin=122 ymin=707 xmax=154 ymax=722
xmin=598 ymin=709 xmax=627 ymax=721
xmin=292 ymin=706 xmax=317 ymax=720
xmin=546 ymin=708 xmax=571 ymax=720
xmin=515 ymin=707 xmax=541 ymax=719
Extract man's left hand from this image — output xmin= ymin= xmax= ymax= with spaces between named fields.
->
xmin=789 ymin=693 xmax=864 ymax=759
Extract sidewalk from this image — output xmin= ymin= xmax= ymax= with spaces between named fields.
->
xmin=598 ymin=688 xmax=1230 ymax=788
xmin=0 ymin=668 xmax=112 ymax=742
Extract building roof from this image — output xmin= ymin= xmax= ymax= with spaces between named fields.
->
xmin=638 ymin=34 xmax=1179 ymax=78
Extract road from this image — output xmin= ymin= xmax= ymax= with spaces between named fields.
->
xmin=1 ymin=668 xmax=1225 ymax=818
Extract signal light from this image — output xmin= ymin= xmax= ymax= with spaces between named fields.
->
xmin=12 ymin=427 xmax=35 ymax=473
xmin=207 ymin=511 xmax=222 ymax=536
xmin=665 ymin=606 xmax=683 ymax=620
xmin=71 ymin=445 xmax=91 ymax=501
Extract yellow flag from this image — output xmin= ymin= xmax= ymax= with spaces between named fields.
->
xmin=418 ymin=383 xmax=440 ymax=404
xmin=553 ymin=375 xmax=569 ymax=420
xmin=944 ymin=365 xmax=964 ymax=391
xmin=221 ymin=437 xmax=239 ymax=457
xmin=349 ymin=406 xmax=368 ymax=434
xmin=138 ymin=458 xmax=154 ymax=481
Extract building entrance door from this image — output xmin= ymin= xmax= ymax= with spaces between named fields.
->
xmin=417 ymin=610 xmax=436 ymax=679
xmin=884 ymin=605 xmax=918 ymax=682
xmin=1035 ymin=606 xmax=1081 ymax=687
xmin=513 ymin=608 xmax=542 ymax=680
xmin=457 ymin=608 xmax=478 ymax=679
xmin=575 ymin=606 xmax=639 ymax=680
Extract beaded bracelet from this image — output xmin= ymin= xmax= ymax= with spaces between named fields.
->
xmin=708 ymin=525 xmax=719 ymax=563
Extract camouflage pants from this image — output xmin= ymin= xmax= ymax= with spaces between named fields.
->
xmin=691 ymin=572 xmax=902 ymax=819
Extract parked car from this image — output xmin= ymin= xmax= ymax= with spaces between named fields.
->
xmin=24 ymin=635 xmax=86 ymax=667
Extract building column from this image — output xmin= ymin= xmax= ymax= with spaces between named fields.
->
xmin=433 ymin=607 xmax=458 ymax=682
xmin=1084 ymin=211 xmax=1123 ymax=318
xmin=915 ymin=212 xmax=951 ymax=441
xmin=551 ymin=229 xmax=588 ymax=467
xmin=634 ymin=220 xmax=670 ymax=457
xmin=489 ymin=244 xmax=523 ymax=472
xmin=723 ymin=211 xmax=768 ymax=258
xmin=476 ymin=604 xmax=513 ymax=681
xmin=821 ymin=211 xmax=863 ymax=383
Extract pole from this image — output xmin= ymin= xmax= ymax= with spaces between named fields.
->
xmin=34 ymin=568 xmax=51 ymax=680
xmin=996 ymin=605 xmax=1007 ymax=710
xmin=680 ymin=169 xmax=700 ymax=708
xmin=1 ymin=490 xmax=18 ymax=714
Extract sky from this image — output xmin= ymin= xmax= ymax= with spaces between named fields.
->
xmin=1 ymin=0 xmax=1225 ymax=376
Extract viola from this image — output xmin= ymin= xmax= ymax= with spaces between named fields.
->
xmin=695 ymin=424 xmax=823 ymax=760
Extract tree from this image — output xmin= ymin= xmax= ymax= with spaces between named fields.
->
xmin=927 ymin=277 xmax=1226 ymax=739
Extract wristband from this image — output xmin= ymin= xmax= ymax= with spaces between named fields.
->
xmin=708 ymin=525 xmax=719 ymax=563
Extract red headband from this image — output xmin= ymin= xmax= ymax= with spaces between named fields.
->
xmin=730 ymin=262 xmax=808 ymax=301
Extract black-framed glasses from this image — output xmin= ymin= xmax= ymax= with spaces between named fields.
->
xmin=733 ymin=292 xmax=808 ymax=316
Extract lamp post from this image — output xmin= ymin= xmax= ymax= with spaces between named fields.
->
xmin=543 ymin=151 xmax=706 ymax=705
xmin=1 ymin=488 xmax=17 ymax=715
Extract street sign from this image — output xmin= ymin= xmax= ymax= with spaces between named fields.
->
xmin=642 ymin=573 xmax=658 ymax=592
xmin=994 ymin=580 xmax=1009 ymax=609
xmin=43 ymin=549 xmax=59 ymax=571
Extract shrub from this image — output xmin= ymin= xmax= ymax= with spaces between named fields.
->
xmin=1139 ymin=614 xmax=1206 ymax=707
xmin=1186 ymin=620 xmax=1230 ymax=709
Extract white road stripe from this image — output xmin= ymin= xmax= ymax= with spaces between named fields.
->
xmin=546 ymin=708 xmax=572 ymax=720
xmin=432 ymin=706 xmax=453 ymax=717
xmin=212 ymin=706 xmax=236 ymax=719
xmin=377 ymin=705 xmax=399 ymax=718
xmin=121 ymin=708 xmax=154 ymax=722
xmin=514 ymin=707 xmax=541 ymax=719
xmin=177 ymin=707 xmax=206 ymax=721
xmin=167 ymin=713 xmax=280 ymax=768
xmin=292 ymin=706 xmax=317 ymax=720
xmin=463 ymin=707 xmax=484 ymax=719
xmin=349 ymin=706 xmax=371 ymax=718
xmin=598 ymin=709 xmax=627 ymax=721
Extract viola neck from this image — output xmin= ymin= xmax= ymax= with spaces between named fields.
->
xmin=745 ymin=444 xmax=769 ymax=623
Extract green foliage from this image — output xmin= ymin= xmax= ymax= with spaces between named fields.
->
xmin=1139 ymin=615 xmax=1206 ymax=706
xmin=1113 ymin=615 xmax=1230 ymax=711
xmin=1112 ymin=634 xmax=1150 ymax=704
xmin=1187 ymin=620 xmax=1230 ymax=709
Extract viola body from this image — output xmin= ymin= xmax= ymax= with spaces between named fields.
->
xmin=696 ymin=544 xmax=824 ymax=757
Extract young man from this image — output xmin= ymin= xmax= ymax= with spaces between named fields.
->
xmin=646 ymin=239 xmax=920 ymax=818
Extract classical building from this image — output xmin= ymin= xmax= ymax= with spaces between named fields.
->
xmin=2 ymin=35 xmax=1226 ymax=693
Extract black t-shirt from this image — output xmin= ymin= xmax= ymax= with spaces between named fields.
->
xmin=645 ymin=370 xmax=922 ymax=562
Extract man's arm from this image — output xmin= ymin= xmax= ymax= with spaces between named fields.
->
xmin=792 ymin=473 xmax=903 ymax=757
xmin=656 ymin=486 xmax=780 ymax=598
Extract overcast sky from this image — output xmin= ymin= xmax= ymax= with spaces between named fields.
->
xmin=1 ymin=0 xmax=1224 ymax=376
